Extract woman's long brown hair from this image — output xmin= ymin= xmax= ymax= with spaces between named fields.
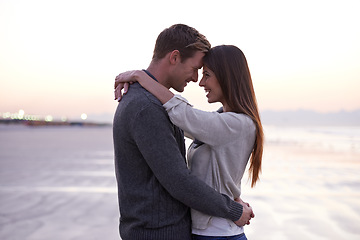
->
xmin=203 ymin=45 xmax=264 ymax=187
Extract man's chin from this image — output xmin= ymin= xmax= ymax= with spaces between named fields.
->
xmin=173 ymin=87 xmax=185 ymax=92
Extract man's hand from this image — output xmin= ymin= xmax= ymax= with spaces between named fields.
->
xmin=234 ymin=197 xmax=255 ymax=226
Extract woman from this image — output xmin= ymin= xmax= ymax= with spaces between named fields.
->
xmin=115 ymin=45 xmax=263 ymax=240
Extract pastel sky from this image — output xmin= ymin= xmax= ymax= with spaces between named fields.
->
xmin=1 ymin=0 xmax=359 ymax=120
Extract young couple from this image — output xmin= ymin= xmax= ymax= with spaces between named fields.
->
xmin=113 ymin=24 xmax=263 ymax=240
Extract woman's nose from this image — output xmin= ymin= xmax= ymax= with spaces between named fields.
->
xmin=199 ymin=77 xmax=205 ymax=86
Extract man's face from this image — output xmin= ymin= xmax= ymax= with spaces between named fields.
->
xmin=170 ymin=51 xmax=205 ymax=92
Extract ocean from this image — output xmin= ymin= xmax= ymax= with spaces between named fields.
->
xmin=0 ymin=125 xmax=359 ymax=239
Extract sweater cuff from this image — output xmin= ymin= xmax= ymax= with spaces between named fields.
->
xmin=163 ymin=95 xmax=192 ymax=112
xmin=229 ymin=199 xmax=243 ymax=221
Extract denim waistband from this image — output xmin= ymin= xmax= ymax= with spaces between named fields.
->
xmin=191 ymin=233 xmax=245 ymax=240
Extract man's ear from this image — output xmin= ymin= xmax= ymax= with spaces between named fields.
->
xmin=169 ymin=50 xmax=181 ymax=65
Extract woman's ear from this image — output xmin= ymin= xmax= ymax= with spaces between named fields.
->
xmin=169 ymin=50 xmax=181 ymax=65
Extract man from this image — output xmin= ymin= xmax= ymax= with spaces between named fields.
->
xmin=113 ymin=24 xmax=253 ymax=240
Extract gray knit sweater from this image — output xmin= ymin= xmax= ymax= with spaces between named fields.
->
xmin=113 ymin=83 xmax=243 ymax=240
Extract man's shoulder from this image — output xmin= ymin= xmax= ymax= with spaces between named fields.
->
xmin=125 ymin=83 xmax=163 ymax=107
xmin=116 ymin=83 xmax=166 ymax=120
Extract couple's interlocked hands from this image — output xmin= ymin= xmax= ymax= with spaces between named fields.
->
xmin=234 ymin=198 xmax=255 ymax=226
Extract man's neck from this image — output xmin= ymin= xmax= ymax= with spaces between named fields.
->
xmin=146 ymin=61 xmax=171 ymax=89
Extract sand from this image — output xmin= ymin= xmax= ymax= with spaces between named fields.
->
xmin=0 ymin=126 xmax=359 ymax=239
xmin=0 ymin=126 xmax=119 ymax=240
xmin=243 ymin=143 xmax=360 ymax=240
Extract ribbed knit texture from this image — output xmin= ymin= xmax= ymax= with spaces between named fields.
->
xmin=113 ymin=83 xmax=243 ymax=240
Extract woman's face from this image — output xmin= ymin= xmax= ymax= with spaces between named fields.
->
xmin=199 ymin=66 xmax=225 ymax=104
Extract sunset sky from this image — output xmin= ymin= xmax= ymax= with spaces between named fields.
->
xmin=1 ymin=0 xmax=359 ymax=121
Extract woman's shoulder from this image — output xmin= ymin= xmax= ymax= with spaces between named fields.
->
xmin=224 ymin=111 xmax=253 ymax=122
xmin=225 ymin=112 xmax=256 ymax=131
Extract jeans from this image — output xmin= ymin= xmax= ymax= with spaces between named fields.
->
xmin=192 ymin=233 xmax=247 ymax=240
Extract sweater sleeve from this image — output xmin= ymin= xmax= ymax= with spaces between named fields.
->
xmin=163 ymin=95 xmax=255 ymax=146
xmin=132 ymin=102 xmax=243 ymax=221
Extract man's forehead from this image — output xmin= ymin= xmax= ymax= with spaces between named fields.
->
xmin=192 ymin=51 xmax=205 ymax=68
xmin=196 ymin=62 xmax=203 ymax=69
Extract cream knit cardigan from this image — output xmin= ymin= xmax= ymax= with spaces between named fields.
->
xmin=163 ymin=95 xmax=256 ymax=231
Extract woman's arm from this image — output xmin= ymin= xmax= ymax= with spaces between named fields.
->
xmin=114 ymin=70 xmax=174 ymax=104
xmin=163 ymin=96 xmax=256 ymax=147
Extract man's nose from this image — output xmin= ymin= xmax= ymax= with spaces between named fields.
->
xmin=192 ymin=70 xmax=199 ymax=82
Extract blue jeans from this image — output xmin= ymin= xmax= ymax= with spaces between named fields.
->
xmin=192 ymin=233 xmax=247 ymax=240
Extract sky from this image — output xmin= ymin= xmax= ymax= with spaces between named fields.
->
xmin=1 ymin=0 xmax=359 ymax=121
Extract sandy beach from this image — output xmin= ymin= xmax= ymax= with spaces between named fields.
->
xmin=0 ymin=125 xmax=359 ymax=239
xmin=0 ymin=126 xmax=119 ymax=240
xmin=243 ymin=142 xmax=360 ymax=240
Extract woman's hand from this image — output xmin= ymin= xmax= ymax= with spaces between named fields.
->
xmin=234 ymin=197 xmax=255 ymax=226
xmin=114 ymin=70 xmax=140 ymax=101
xmin=114 ymin=69 xmax=174 ymax=104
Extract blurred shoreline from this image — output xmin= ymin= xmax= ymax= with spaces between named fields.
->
xmin=2 ymin=108 xmax=359 ymax=127
xmin=0 ymin=119 xmax=111 ymax=127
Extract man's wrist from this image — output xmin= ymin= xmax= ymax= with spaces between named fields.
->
xmin=229 ymin=199 xmax=243 ymax=221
